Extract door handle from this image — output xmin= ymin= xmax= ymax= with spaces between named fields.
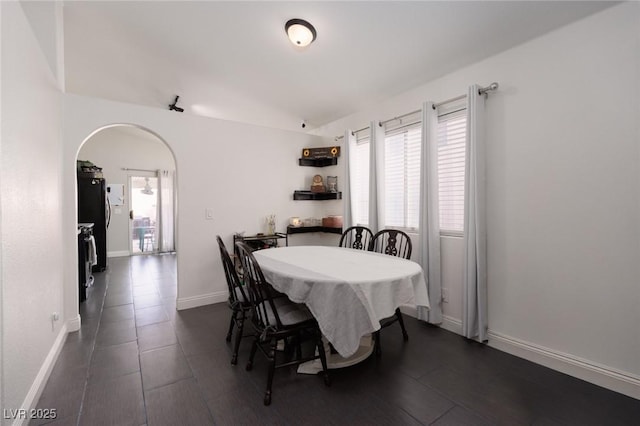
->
xmin=129 ymin=210 xmax=134 ymax=220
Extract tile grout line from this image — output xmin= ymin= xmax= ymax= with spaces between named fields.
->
xmin=131 ymin=269 xmax=150 ymax=426
xmin=170 ymin=317 xmax=217 ymax=424
xmin=74 ymin=268 xmax=111 ymax=426
xmin=426 ymin=404 xmax=457 ymax=425
xmin=416 ymin=368 xmax=497 ymax=425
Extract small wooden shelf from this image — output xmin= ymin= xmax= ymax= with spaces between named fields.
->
xmin=287 ymin=225 xmax=343 ymax=235
xmin=298 ymin=157 xmax=338 ymax=167
xmin=293 ymin=191 xmax=342 ymax=201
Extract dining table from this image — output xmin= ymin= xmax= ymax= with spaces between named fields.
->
xmin=253 ymin=245 xmax=430 ymax=373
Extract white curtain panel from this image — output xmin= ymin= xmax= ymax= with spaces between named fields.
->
xmin=418 ymin=101 xmax=442 ymax=324
xmin=368 ymin=121 xmax=385 ymax=233
xmin=157 ymin=169 xmax=176 ymax=253
xmin=462 ymin=85 xmax=488 ymax=342
xmin=342 ymin=130 xmax=355 ymax=229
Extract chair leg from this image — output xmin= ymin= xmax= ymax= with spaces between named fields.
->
xmin=295 ymin=336 xmax=302 ymax=361
xmin=226 ymin=310 xmax=236 ymax=342
xmin=231 ymin=311 xmax=245 ymax=365
xmin=316 ymin=334 xmax=331 ymax=387
xmin=374 ymin=330 xmax=381 ymax=357
xmin=246 ymin=336 xmax=258 ymax=371
xmin=395 ymin=308 xmax=409 ymax=341
xmin=264 ymin=338 xmax=278 ymax=406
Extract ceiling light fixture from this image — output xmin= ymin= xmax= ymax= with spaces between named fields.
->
xmin=285 ymin=19 xmax=316 ymax=47
xmin=141 ymin=177 xmax=154 ymax=195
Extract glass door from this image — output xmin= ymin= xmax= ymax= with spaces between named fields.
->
xmin=129 ymin=175 xmax=158 ymax=254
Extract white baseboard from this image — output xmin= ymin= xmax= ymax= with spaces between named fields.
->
xmin=488 ymin=330 xmax=640 ymax=400
xmin=176 ymin=290 xmax=227 ymax=311
xmin=66 ymin=314 xmax=81 ymax=332
xmin=401 ymin=306 xmax=463 ymax=335
xmin=440 ymin=315 xmax=463 ymax=335
xmin=399 ymin=305 xmax=418 ymax=317
xmin=401 ymin=309 xmax=638 ymax=400
xmin=14 ymin=323 xmax=68 ymax=426
xmin=107 ymin=250 xmax=130 ymax=258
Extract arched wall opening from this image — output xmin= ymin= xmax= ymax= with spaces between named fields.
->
xmin=72 ymin=123 xmax=179 ymax=322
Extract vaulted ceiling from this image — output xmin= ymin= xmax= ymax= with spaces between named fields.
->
xmin=63 ymin=1 xmax=615 ymax=132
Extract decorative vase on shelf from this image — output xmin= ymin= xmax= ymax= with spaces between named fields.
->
xmin=266 ymin=214 xmax=276 ymax=235
xmin=327 ymin=176 xmax=338 ymax=193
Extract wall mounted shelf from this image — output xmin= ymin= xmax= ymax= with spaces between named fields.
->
xmin=298 ymin=157 xmax=338 ymax=167
xmin=287 ymin=225 xmax=343 ymax=235
xmin=293 ymin=191 xmax=342 ymax=201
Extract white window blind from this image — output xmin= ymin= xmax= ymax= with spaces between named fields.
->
xmin=437 ymin=109 xmax=467 ymax=234
xmin=383 ymin=123 xmax=421 ymax=230
xmin=350 ymin=132 xmax=370 ymax=226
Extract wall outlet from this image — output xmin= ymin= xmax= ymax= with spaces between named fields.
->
xmin=205 ymin=208 xmax=214 ymax=220
xmin=442 ymin=288 xmax=449 ymax=303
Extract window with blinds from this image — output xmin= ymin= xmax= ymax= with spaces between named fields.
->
xmin=383 ymin=123 xmax=421 ymax=230
xmin=350 ymin=132 xmax=370 ymax=226
xmin=437 ymin=108 xmax=467 ymax=234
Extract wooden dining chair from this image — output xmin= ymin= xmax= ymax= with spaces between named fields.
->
xmin=369 ymin=228 xmax=413 ymax=259
xmin=338 ymin=225 xmax=373 ymax=250
xmin=216 ymin=235 xmax=252 ymax=365
xmin=368 ymin=229 xmax=413 ymax=355
xmin=235 ymin=241 xmax=330 ymax=406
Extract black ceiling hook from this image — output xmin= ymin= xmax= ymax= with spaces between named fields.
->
xmin=168 ymin=95 xmax=184 ymax=113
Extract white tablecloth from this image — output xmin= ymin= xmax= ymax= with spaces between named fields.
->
xmin=253 ymin=246 xmax=430 ymax=357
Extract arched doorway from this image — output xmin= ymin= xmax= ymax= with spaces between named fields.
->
xmin=74 ymin=124 xmax=178 ymax=321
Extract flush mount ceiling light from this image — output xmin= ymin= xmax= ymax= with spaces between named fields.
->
xmin=285 ymin=19 xmax=316 ymax=47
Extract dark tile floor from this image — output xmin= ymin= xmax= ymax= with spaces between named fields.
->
xmin=32 ymin=254 xmax=640 ymax=425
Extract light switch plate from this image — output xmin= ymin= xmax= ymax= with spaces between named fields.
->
xmin=205 ymin=208 xmax=214 ymax=220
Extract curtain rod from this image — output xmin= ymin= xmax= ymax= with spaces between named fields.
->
xmin=334 ymin=125 xmax=370 ymax=141
xmin=380 ymin=82 xmax=499 ymax=126
xmin=335 ymin=82 xmax=499 ymax=139
xmin=121 ymin=167 xmax=156 ymax=173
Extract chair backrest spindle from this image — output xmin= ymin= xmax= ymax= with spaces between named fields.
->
xmin=339 ymin=226 xmax=374 ymax=250
xmin=235 ymin=242 xmax=283 ymax=329
xmin=369 ymin=229 xmax=412 ymax=260
xmin=216 ymin=235 xmax=248 ymax=304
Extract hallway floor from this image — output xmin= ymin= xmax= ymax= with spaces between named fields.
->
xmin=31 ymin=254 xmax=640 ymax=425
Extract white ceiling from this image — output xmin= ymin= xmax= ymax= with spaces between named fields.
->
xmin=63 ymin=1 xmax=616 ymax=132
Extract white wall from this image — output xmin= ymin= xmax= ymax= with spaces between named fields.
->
xmin=314 ymin=3 xmax=640 ymax=397
xmin=19 ymin=1 xmax=64 ymax=87
xmin=1 ymin=2 xmax=66 ymax=421
xmin=63 ymin=94 xmax=343 ymax=316
xmin=78 ymin=127 xmax=175 ymax=255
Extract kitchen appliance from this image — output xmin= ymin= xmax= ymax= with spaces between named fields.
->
xmin=77 ymin=171 xmax=110 ymax=272
xmin=77 ymin=223 xmax=95 ymax=303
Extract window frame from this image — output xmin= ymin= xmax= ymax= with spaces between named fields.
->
xmin=437 ymin=105 xmax=467 ymax=237
xmin=382 ymin=119 xmax=421 ymax=232
xmin=349 ymin=130 xmax=371 ymax=228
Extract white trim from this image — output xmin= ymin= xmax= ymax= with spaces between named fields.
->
xmin=401 ymin=306 xmax=463 ymax=335
xmin=176 ymin=290 xmax=227 ymax=311
xmin=440 ymin=315 xmax=463 ymax=335
xmin=401 ymin=309 xmax=638 ymax=399
xmin=13 ymin=324 xmax=68 ymax=426
xmin=399 ymin=304 xmax=418 ymax=318
xmin=107 ymin=250 xmax=130 ymax=258
xmin=66 ymin=314 xmax=81 ymax=332
xmin=488 ymin=330 xmax=640 ymax=400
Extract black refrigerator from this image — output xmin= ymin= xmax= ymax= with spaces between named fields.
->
xmin=77 ymin=172 xmax=110 ymax=272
